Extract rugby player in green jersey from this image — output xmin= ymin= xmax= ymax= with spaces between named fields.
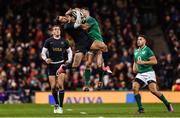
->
xmin=81 ymin=8 xmax=112 ymax=91
xmin=66 ymin=8 xmax=108 ymax=52
xmin=65 ymin=8 xmax=111 ymax=91
xmin=133 ymin=35 xmax=174 ymax=113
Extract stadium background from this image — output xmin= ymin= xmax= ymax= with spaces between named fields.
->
xmin=0 ymin=0 xmax=179 ymax=104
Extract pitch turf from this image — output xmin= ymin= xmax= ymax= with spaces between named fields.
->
xmin=0 ymin=103 xmax=180 ymax=117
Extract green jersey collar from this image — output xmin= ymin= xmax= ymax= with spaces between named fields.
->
xmin=139 ymin=45 xmax=147 ymax=50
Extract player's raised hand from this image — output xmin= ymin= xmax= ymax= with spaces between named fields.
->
xmin=76 ymin=10 xmax=82 ymax=24
xmin=65 ymin=8 xmax=72 ymax=16
xmin=45 ymin=58 xmax=52 ymax=64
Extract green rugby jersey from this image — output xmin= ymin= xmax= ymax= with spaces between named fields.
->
xmin=86 ymin=16 xmax=103 ymax=42
xmin=134 ymin=45 xmax=155 ymax=73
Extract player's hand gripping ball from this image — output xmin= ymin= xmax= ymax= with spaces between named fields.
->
xmin=71 ymin=9 xmax=86 ymax=24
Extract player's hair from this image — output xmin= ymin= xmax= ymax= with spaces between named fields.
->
xmin=50 ymin=23 xmax=61 ymax=31
xmin=138 ymin=34 xmax=149 ymax=41
xmin=48 ymin=24 xmax=61 ymax=36
xmin=81 ymin=7 xmax=89 ymax=11
xmin=138 ymin=34 xmax=153 ymax=46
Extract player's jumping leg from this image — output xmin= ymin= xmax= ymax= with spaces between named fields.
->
xmin=83 ymin=52 xmax=93 ymax=91
xmin=49 ymin=76 xmax=59 ymax=113
xmin=90 ymin=40 xmax=112 ymax=73
xmin=90 ymin=40 xmax=108 ymax=52
xmin=72 ymin=52 xmax=84 ymax=70
xmin=71 ymin=52 xmax=84 ymax=74
xmin=148 ymin=82 xmax=174 ymax=112
xmin=57 ymin=52 xmax=84 ymax=74
xmin=96 ymin=50 xmax=105 ymax=89
xmin=132 ymin=80 xmax=144 ymax=113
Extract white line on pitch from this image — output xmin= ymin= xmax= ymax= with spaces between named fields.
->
xmin=80 ymin=111 xmax=87 ymax=114
xmin=66 ymin=108 xmax=73 ymax=111
xmin=98 ymin=116 xmax=105 ymax=118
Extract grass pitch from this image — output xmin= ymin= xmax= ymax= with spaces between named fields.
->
xmin=0 ymin=103 xmax=180 ymax=117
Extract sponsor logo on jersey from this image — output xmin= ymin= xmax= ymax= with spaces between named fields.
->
xmin=52 ymin=47 xmax=62 ymax=52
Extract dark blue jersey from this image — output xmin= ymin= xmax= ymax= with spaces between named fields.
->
xmin=43 ymin=37 xmax=69 ymax=62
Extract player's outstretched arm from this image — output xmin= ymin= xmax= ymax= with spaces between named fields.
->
xmin=74 ymin=10 xmax=82 ymax=28
xmin=65 ymin=8 xmax=72 ymax=16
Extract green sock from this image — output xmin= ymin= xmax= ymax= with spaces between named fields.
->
xmin=98 ymin=68 xmax=104 ymax=82
xmin=84 ymin=69 xmax=91 ymax=87
xmin=134 ymin=94 xmax=143 ymax=110
xmin=159 ymin=95 xmax=170 ymax=107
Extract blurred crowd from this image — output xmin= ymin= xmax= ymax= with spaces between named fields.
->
xmin=157 ymin=0 xmax=180 ymax=89
xmin=0 ymin=0 xmax=179 ymax=103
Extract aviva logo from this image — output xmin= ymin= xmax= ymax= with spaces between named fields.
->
xmin=49 ymin=95 xmax=103 ymax=104
xmin=66 ymin=97 xmax=103 ymax=104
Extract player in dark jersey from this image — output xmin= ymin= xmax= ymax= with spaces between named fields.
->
xmin=56 ymin=13 xmax=93 ymax=73
xmin=56 ymin=10 xmax=111 ymax=91
xmin=56 ymin=13 xmax=95 ymax=91
xmin=41 ymin=25 xmax=72 ymax=114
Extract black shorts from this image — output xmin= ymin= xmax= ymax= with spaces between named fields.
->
xmin=75 ymin=38 xmax=93 ymax=54
xmin=48 ymin=63 xmax=63 ymax=76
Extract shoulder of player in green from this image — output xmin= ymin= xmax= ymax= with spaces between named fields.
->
xmin=134 ymin=48 xmax=140 ymax=55
xmin=86 ymin=16 xmax=97 ymax=26
xmin=146 ymin=46 xmax=155 ymax=56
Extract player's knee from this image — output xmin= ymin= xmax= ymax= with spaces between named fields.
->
xmin=100 ymin=43 xmax=108 ymax=52
xmin=72 ymin=60 xmax=79 ymax=68
xmin=58 ymin=85 xmax=64 ymax=90
xmin=150 ymin=89 xmax=158 ymax=95
xmin=72 ymin=64 xmax=78 ymax=68
xmin=86 ymin=61 xmax=92 ymax=69
xmin=51 ymin=87 xmax=57 ymax=92
xmin=97 ymin=63 xmax=102 ymax=68
xmin=73 ymin=61 xmax=81 ymax=68
xmin=103 ymin=46 xmax=108 ymax=52
xmin=133 ymin=87 xmax=139 ymax=93
xmin=132 ymin=84 xmax=139 ymax=94
xmin=50 ymin=83 xmax=56 ymax=90
xmin=97 ymin=65 xmax=101 ymax=68
xmin=59 ymin=86 xmax=64 ymax=91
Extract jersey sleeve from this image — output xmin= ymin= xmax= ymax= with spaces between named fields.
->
xmin=148 ymin=48 xmax=155 ymax=58
xmin=64 ymin=39 xmax=70 ymax=49
xmin=87 ymin=17 xmax=96 ymax=26
xmin=43 ymin=39 xmax=50 ymax=48
xmin=133 ymin=51 xmax=137 ymax=62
